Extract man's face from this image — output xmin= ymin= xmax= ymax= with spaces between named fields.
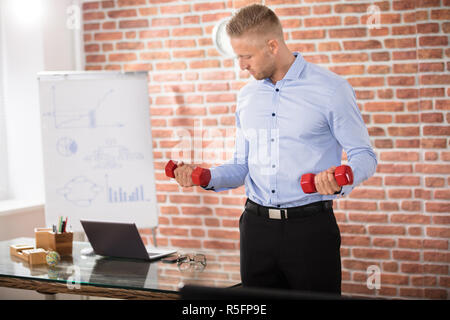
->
xmin=230 ymin=35 xmax=276 ymax=81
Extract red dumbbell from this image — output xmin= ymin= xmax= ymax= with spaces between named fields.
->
xmin=300 ymin=165 xmax=354 ymax=194
xmin=165 ymin=160 xmax=211 ymax=187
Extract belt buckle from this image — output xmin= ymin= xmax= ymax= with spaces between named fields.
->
xmin=268 ymin=208 xmax=287 ymax=220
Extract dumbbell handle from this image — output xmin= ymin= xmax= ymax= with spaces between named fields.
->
xmin=165 ymin=160 xmax=211 ymax=187
xmin=300 ymin=165 xmax=353 ymax=194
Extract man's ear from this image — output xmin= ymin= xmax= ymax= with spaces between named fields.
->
xmin=267 ymin=39 xmax=279 ymax=55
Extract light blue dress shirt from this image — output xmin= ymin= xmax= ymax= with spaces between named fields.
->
xmin=202 ymin=52 xmax=377 ymax=208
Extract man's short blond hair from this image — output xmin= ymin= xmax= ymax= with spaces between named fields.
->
xmin=226 ymin=4 xmax=283 ymax=40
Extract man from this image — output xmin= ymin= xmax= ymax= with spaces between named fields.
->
xmin=172 ymin=4 xmax=377 ymax=295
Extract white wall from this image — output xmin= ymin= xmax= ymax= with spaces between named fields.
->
xmin=0 ymin=0 xmax=85 ymax=300
xmin=1 ymin=0 xmax=46 ymax=202
xmin=0 ymin=0 xmax=82 ymax=238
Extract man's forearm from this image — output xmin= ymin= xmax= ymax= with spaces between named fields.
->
xmin=340 ymin=147 xmax=378 ymax=197
xmin=202 ymin=162 xmax=248 ymax=192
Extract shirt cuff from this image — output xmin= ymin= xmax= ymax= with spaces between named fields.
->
xmin=200 ymin=167 xmax=216 ymax=191
xmin=337 ymin=184 xmax=353 ymax=198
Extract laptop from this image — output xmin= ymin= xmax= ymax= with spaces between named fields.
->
xmin=80 ymin=220 xmax=176 ymax=261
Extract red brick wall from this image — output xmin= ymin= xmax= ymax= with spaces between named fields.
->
xmin=82 ymin=0 xmax=450 ymax=299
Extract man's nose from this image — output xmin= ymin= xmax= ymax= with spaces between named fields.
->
xmin=239 ymin=59 xmax=248 ymax=71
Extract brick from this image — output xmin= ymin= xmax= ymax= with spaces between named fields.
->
xmin=381 ymin=274 xmax=409 ymax=285
xmin=108 ymin=53 xmax=137 ymax=62
xmin=348 ymin=213 xmax=387 ymax=223
xmin=348 ymin=77 xmax=384 ymax=87
xmin=391 ymin=214 xmax=431 ymax=224
xmin=380 ymin=202 xmax=399 ymax=211
xmin=86 ymin=54 xmax=106 ymax=63
xmin=421 ymin=139 xmax=447 ymax=148
xmin=338 ymin=201 xmax=377 ymax=211
xmin=424 ymin=289 xmax=447 ymax=299
xmin=424 ymin=264 xmax=448 ymax=275
xmin=384 ymin=176 xmax=420 ymax=186
xmin=412 ymin=276 xmax=437 ymax=287
xmin=385 ymin=37 xmax=417 ymax=49
xmin=424 ymin=239 xmax=448 ymax=250
xmin=83 ymin=11 xmax=105 ymax=21
xmin=364 ymin=101 xmax=403 ymax=112
xmin=107 ymin=9 xmax=137 ymax=18
xmin=304 ymin=16 xmax=340 ymax=28
xmin=426 ymin=177 xmax=446 ymax=188
xmin=380 ymin=151 xmax=419 ymax=161
xmin=387 ymin=126 xmax=420 ymax=136
xmin=388 ymin=189 xmax=412 ymax=199
xmin=424 ymin=251 xmax=450 ymax=263
xmin=94 ymin=32 xmax=123 ymax=41
xmin=419 ymin=36 xmax=448 ymax=46
xmin=118 ymin=0 xmax=146 ymax=6
xmin=416 ymin=164 xmax=450 ymax=174
xmin=392 ymin=25 xmax=417 ymax=36
xmin=368 ymin=225 xmax=406 ymax=235
xmin=426 ymin=227 xmax=450 ymax=238
xmin=203 ymin=240 xmax=236 ymax=250
xmin=119 ymin=19 xmax=149 ymax=29
xmin=393 ymin=250 xmax=420 ymax=261
xmin=172 ymin=27 xmax=202 ymax=37
xmin=353 ymin=248 xmax=390 ymax=259
xmin=159 ymin=227 xmax=189 ymax=236
xmin=208 ymin=229 xmax=240 ymax=240
xmin=332 ymin=53 xmax=369 ymax=63
xmin=171 ymin=238 xmax=201 ymax=249
xmin=373 ymin=238 xmax=396 ymax=247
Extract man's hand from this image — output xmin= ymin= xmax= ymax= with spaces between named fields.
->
xmin=173 ymin=161 xmax=197 ymax=188
xmin=314 ymin=166 xmax=342 ymax=195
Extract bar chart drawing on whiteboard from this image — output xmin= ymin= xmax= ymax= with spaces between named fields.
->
xmin=105 ymin=174 xmax=150 ymax=203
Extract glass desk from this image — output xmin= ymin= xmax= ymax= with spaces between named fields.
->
xmin=0 ymin=238 xmax=241 ymax=299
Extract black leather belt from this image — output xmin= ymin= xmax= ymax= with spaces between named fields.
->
xmin=245 ymin=198 xmax=333 ymax=220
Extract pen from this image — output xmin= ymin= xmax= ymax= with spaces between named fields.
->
xmin=59 ymin=216 xmax=63 ymax=233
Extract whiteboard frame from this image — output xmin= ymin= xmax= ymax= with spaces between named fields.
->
xmin=38 ymin=71 xmax=159 ymax=232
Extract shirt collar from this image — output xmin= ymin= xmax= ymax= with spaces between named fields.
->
xmin=263 ymin=51 xmax=306 ymax=84
xmin=283 ymin=51 xmax=306 ymax=80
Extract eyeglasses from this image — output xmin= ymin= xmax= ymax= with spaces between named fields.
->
xmin=177 ymin=253 xmax=207 ymax=272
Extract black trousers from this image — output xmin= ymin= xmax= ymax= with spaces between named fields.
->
xmin=239 ymin=198 xmax=342 ymax=295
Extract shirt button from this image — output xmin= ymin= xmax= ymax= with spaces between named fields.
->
xmin=275 ymin=88 xmax=279 ymax=92
xmin=272 ymin=190 xmax=275 ymax=193
xmin=272 ymin=113 xmax=275 ymax=116
xmin=271 ymin=138 xmax=275 ymax=142
xmin=272 ymin=165 xmax=276 ymax=168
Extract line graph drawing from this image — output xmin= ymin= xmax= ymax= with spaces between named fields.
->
xmin=57 ymin=176 xmax=103 ymax=207
xmin=84 ymin=139 xmax=144 ymax=169
xmin=42 ymin=85 xmax=124 ymax=129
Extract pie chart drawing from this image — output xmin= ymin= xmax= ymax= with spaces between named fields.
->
xmin=56 ymin=137 xmax=78 ymax=157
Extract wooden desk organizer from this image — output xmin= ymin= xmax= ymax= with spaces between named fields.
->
xmin=10 ymin=244 xmax=47 ymax=265
xmin=35 ymin=228 xmax=73 ymax=256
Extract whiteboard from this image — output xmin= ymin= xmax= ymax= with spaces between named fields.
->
xmin=38 ymin=71 xmax=158 ymax=232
